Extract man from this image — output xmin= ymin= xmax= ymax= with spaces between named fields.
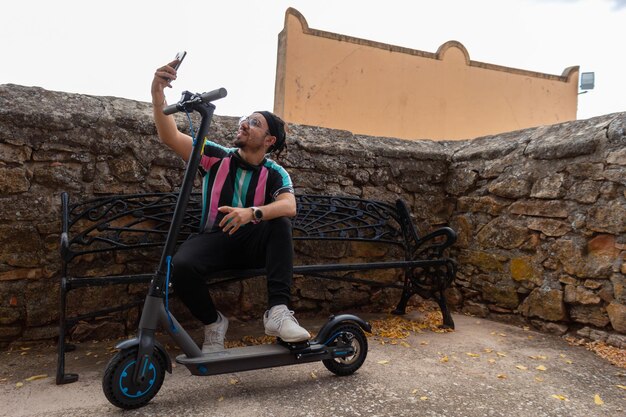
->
xmin=151 ymin=58 xmax=310 ymax=354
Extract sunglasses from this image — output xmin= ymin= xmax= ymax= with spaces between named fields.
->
xmin=239 ymin=116 xmax=270 ymax=136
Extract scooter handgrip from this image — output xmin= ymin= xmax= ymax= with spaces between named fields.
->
xmin=200 ymin=88 xmax=228 ymax=103
xmin=163 ymin=103 xmax=180 ymax=116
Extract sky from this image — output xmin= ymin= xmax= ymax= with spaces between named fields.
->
xmin=1 ymin=0 xmax=625 ymax=120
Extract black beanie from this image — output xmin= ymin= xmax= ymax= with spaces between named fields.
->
xmin=256 ymin=111 xmax=286 ymax=154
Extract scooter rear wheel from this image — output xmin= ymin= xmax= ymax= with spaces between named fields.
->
xmin=102 ymin=347 xmax=166 ymax=410
xmin=322 ymin=323 xmax=368 ymax=376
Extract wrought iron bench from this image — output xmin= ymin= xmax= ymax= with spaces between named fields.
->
xmin=57 ymin=192 xmax=457 ymax=384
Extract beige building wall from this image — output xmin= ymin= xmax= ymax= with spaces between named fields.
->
xmin=274 ymin=8 xmax=580 ymax=141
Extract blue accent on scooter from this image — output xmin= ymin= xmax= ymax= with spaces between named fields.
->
xmin=164 ymin=256 xmax=177 ymax=333
xmin=119 ymin=360 xmax=156 ymax=398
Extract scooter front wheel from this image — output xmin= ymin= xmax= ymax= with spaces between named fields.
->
xmin=102 ymin=347 xmax=166 ymax=410
xmin=322 ymin=323 xmax=368 ymax=376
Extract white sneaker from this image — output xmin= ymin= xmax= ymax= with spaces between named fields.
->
xmin=263 ymin=305 xmax=311 ymax=342
xmin=202 ymin=311 xmax=228 ymax=354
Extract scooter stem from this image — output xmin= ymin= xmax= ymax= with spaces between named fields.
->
xmin=132 ymin=92 xmax=220 ymax=384
xmin=153 ymin=96 xmax=216 ymax=296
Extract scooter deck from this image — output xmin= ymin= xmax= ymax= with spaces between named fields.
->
xmin=176 ymin=341 xmax=346 ymax=376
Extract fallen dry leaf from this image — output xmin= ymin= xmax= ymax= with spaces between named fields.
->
xmin=218 ymin=396 xmax=224 ymax=402
xmin=497 ymin=374 xmax=507 ymax=379
xmin=15 ymin=382 xmax=23 ymax=388
xmin=420 ymin=396 xmax=428 ymax=401
xmin=440 ymin=356 xmax=449 ymax=363
xmin=551 ymin=394 xmax=568 ymax=401
xmin=529 ymin=355 xmax=547 ymax=360
xmin=377 ymin=360 xmax=390 ymax=365
xmin=484 ymin=348 xmax=493 ymax=353
xmin=420 ymin=341 xmax=429 ymax=346
xmin=25 ymin=374 xmax=48 ymax=382
xmin=228 ymin=378 xmax=239 ymax=385
xmin=400 ymin=341 xmax=411 ymax=348
xmin=466 ymin=353 xmax=480 ymax=358
xmin=594 ymin=394 xmax=604 ymax=405
xmin=310 ymin=372 xmax=317 ymax=380
xmin=617 ymin=385 xmax=626 ymax=390
xmin=586 ymin=341 xmax=626 ymax=368
xmin=411 ymin=389 xmax=418 ymax=394
xmin=488 ymin=359 xmax=496 ymax=364
xmin=516 ymin=365 xmax=528 ymax=370
xmin=496 ymin=352 xmax=507 ymax=357
xmin=535 ymin=377 xmax=544 ymax=382
xmin=536 ymin=365 xmax=547 ymax=371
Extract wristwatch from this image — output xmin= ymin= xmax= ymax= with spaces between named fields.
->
xmin=250 ymin=207 xmax=263 ymax=224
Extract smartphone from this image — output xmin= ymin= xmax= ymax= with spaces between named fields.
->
xmin=172 ymin=51 xmax=187 ymax=70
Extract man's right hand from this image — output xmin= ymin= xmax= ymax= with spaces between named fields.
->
xmin=151 ymin=60 xmax=179 ymax=106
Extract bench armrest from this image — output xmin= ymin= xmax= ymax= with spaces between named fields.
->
xmin=414 ymin=226 xmax=457 ymax=258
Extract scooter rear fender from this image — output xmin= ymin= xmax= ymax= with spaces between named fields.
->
xmin=314 ymin=314 xmax=372 ymax=345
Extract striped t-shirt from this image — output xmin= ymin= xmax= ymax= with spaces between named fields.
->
xmin=198 ymin=141 xmax=294 ymax=232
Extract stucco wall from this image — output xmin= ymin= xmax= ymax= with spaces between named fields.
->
xmin=274 ymin=8 xmax=579 ymax=141
xmin=0 ymin=85 xmax=624 ymax=348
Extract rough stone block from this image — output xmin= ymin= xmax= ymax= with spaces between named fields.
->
xmin=70 ymin=321 xmax=126 ymax=342
xmin=569 ymin=305 xmax=610 ymax=327
xmin=457 ymin=196 xmax=508 ymax=215
xmin=531 ymin=320 xmax=568 ymax=335
xmin=509 ymin=200 xmax=568 ymax=218
xmin=606 ymin=302 xmax=626 ymax=333
xmin=525 ymin=125 xmax=601 ymax=160
xmin=527 ymin=218 xmax=570 ymax=237
xmin=462 ymin=301 xmax=489 ymax=318
xmin=520 ymin=288 xmax=566 ymax=321
xmin=564 ymin=284 xmax=601 ymax=305
xmin=510 ymin=257 xmax=542 ymax=285
xmin=576 ymin=326 xmax=608 ymax=341
xmin=482 ymin=281 xmax=519 ymax=309
xmin=530 ymin=173 xmax=565 ymax=199
xmin=566 ymin=179 xmax=601 ymax=204
xmin=607 ymin=148 xmax=626 ymax=165
xmin=459 ymin=250 xmax=507 ymax=273
xmin=477 ymin=218 xmax=529 ymax=249
xmin=0 ymin=167 xmax=30 ymax=194
xmin=586 ymin=201 xmax=626 ymax=234
xmin=488 ymin=175 xmax=531 ymax=199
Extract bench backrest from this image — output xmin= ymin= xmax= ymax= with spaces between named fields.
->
xmin=61 ymin=192 xmax=420 ymax=263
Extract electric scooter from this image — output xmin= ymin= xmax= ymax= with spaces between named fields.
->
xmin=101 ymin=89 xmax=371 ymax=410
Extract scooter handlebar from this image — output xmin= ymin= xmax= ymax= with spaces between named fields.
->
xmin=163 ymin=88 xmax=228 ymax=115
xmin=200 ymin=88 xmax=228 ymax=103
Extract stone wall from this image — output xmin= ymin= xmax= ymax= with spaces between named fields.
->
xmin=445 ymin=117 xmax=626 ymax=347
xmin=0 ymin=84 xmax=624 ymax=347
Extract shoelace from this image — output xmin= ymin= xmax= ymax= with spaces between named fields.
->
xmin=205 ymin=329 xmax=223 ymax=345
xmin=269 ymin=309 xmax=298 ymax=329
xmin=205 ymin=320 xmax=226 ymax=345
